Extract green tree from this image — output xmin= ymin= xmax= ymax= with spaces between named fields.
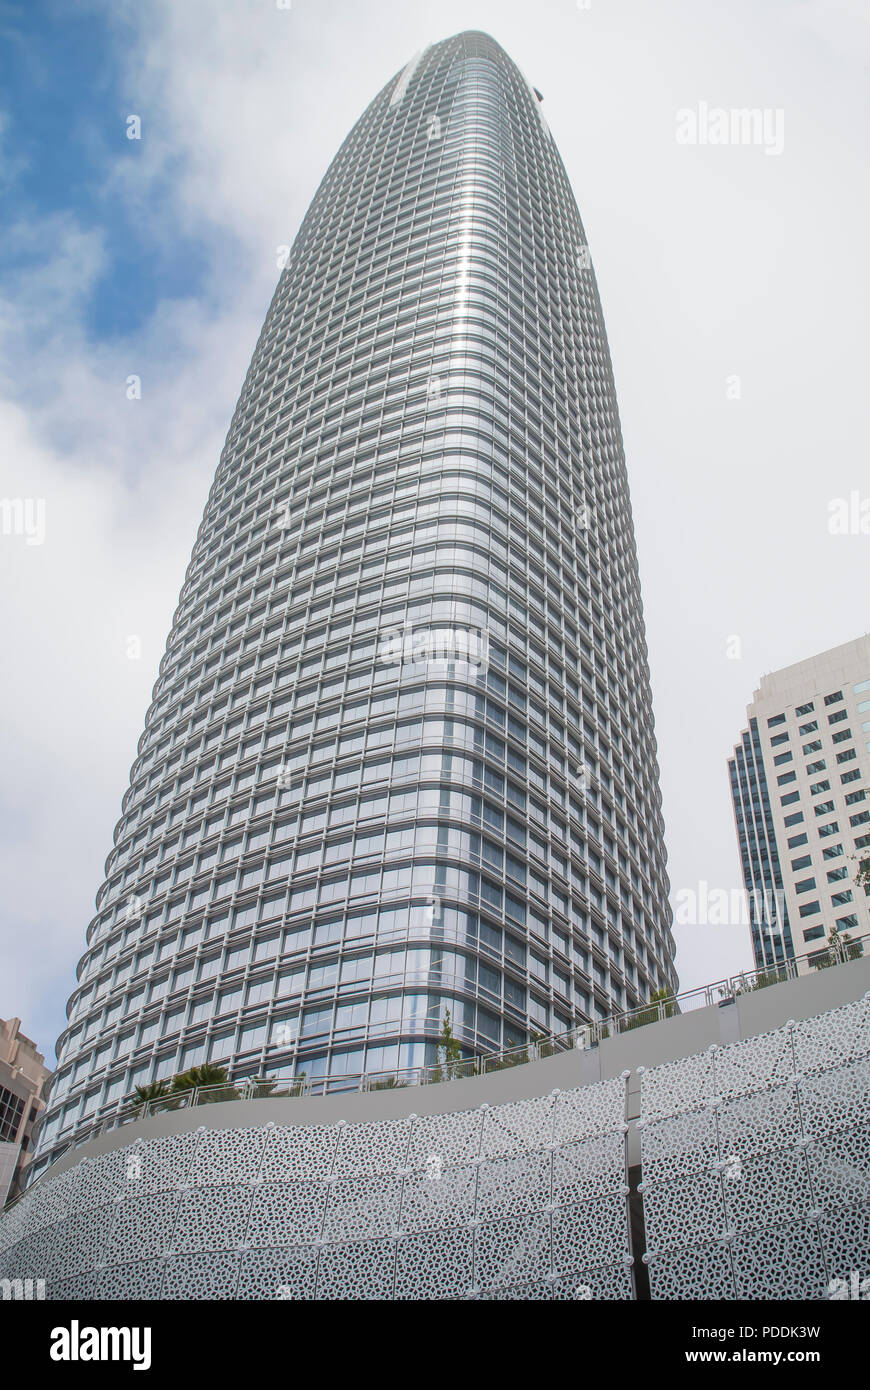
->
xmin=811 ymin=925 xmax=864 ymax=970
xmin=650 ymin=986 xmax=677 ymax=1016
xmin=431 ymin=1009 xmax=463 ymax=1081
xmin=131 ymin=1080 xmax=169 ymax=1114
xmin=171 ymin=1064 xmax=238 ymax=1104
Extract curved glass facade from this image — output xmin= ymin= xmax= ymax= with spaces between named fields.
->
xmin=35 ymin=31 xmax=675 ymax=1179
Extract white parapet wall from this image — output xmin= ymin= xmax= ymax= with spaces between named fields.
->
xmin=1 ymin=958 xmax=868 ymax=1300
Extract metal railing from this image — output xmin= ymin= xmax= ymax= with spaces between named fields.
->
xmin=12 ymin=929 xmax=868 ymax=1204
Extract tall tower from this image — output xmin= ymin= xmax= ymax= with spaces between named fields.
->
xmin=730 ymin=634 xmax=870 ymax=972
xmin=35 ymin=32 xmax=675 ymax=1181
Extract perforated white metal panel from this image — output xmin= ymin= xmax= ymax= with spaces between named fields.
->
xmin=0 ymin=1078 xmax=630 ymax=1300
xmin=640 ymin=995 xmax=870 ymax=1300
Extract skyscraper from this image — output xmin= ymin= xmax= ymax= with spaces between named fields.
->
xmin=34 ymin=32 xmax=675 ymax=1182
xmin=730 ymin=634 xmax=870 ymax=972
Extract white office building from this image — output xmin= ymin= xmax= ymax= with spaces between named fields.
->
xmin=730 ymin=634 xmax=870 ymax=971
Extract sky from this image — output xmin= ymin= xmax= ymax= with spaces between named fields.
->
xmin=1 ymin=0 xmax=868 ymax=1065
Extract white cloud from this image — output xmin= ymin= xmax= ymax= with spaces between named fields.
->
xmin=0 ymin=209 xmax=260 ymax=1050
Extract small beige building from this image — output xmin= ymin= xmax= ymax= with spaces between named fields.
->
xmin=0 ymin=1018 xmax=52 ymax=1206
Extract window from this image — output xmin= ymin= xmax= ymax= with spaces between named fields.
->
xmin=0 ymin=1086 xmax=25 ymax=1143
xmin=225 ymin=944 xmax=248 ymax=972
xmin=238 ymin=1021 xmax=266 ymax=1051
xmin=301 ymin=1007 xmax=332 ymax=1037
xmin=189 ymin=993 xmax=214 ymax=1024
xmin=253 ymin=934 xmax=280 ymax=962
xmin=245 ymin=975 xmax=275 ymax=1006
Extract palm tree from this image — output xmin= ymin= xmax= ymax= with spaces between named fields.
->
xmin=130 ymin=1080 xmax=169 ymax=1115
xmin=171 ymin=1063 xmax=227 ymax=1090
xmin=171 ymin=1064 xmax=238 ymax=1104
